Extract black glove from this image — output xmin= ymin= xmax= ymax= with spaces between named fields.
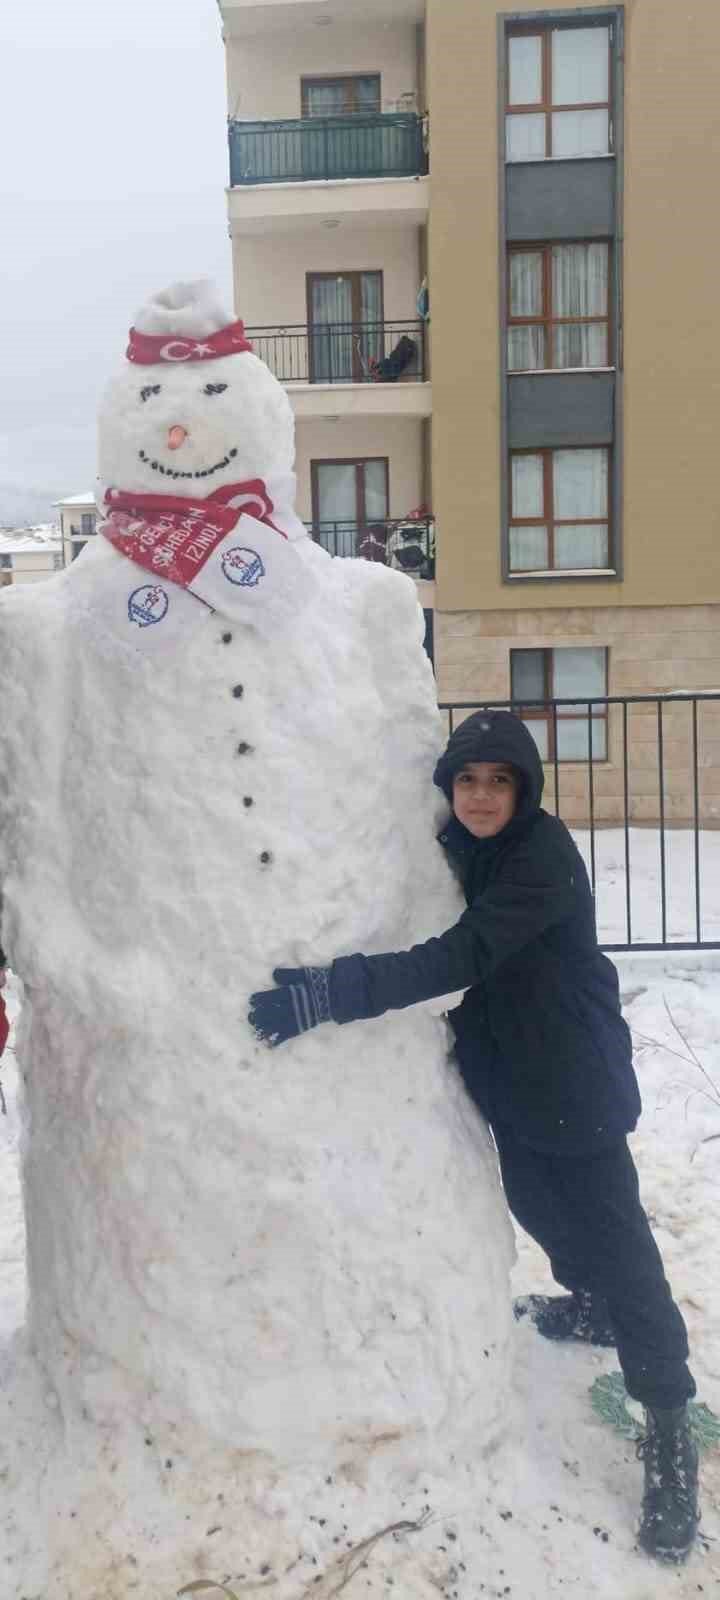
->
xmin=249 ymin=966 xmax=333 ymax=1047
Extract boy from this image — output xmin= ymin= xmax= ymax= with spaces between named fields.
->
xmin=249 ymin=710 xmax=699 ymax=1563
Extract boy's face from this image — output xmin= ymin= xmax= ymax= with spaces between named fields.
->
xmin=452 ymin=761 xmax=518 ymax=838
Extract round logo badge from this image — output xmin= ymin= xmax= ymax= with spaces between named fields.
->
xmin=221 ymin=546 xmax=266 ymax=588
xmin=128 ymin=584 xmax=170 ymax=628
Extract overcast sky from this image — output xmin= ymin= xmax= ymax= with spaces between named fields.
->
xmin=0 ymin=0 xmax=232 ymax=523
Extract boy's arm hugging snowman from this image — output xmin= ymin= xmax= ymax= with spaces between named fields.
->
xmin=249 ymin=711 xmax=581 ymax=1049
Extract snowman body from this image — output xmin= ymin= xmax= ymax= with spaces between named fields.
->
xmin=0 ymin=286 xmax=514 ymax=1489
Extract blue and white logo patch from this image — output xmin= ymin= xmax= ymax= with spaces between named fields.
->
xmin=128 ymin=584 xmax=170 ymax=628
xmin=221 ymin=546 xmax=265 ymax=588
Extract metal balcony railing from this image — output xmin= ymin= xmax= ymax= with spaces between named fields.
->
xmin=306 ymin=517 xmax=435 ymax=574
xmin=229 ymin=111 xmax=427 ymax=186
xmin=441 ymin=693 xmax=720 ymax=951
xmin=246 ymin=321 xmax=426 ymax=385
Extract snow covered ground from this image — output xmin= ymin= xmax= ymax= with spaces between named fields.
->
xmin=1 ymin=834 xmax=719 ymax=1597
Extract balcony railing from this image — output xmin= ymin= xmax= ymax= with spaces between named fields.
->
xmin=229 ymin=111 xmax=428 ymax=186
xmin=306 ymin=517 xmax=435 ymax=576
xmin=246 ymin=321 xmax=426 ymax=385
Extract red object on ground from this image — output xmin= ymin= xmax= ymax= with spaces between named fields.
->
xmin=0 ymin=996 xmax=9 ymax=1058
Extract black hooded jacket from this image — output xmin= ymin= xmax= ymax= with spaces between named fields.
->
xmin=328 ymin=711 xmax=640 ymax=1155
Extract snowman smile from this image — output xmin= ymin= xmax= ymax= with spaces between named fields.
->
xmin=138 ymin=447 xmax=239 ymax=481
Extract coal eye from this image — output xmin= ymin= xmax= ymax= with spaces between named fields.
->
xmin=203 ymin=382 xmax=227 ymax=396
xmin=140 ymin=385 xmax=161 ymax=402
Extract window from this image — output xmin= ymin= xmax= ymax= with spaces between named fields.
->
xmin=508 ymin=447 xmax=611 ymax=574
xmin=506 ymin=21 xmax=612 ymax=161
xmin=80 ymin=512 xmax=96 ymax=536
xmin=311 ymin=458 xmax=389 ymax=558
xmin=302 ymin=76 xmax=381 ymax=118
xmin=307 ymin=271 xmax=383 ymax=382
xmin=511 ymin=646 xmax=608 ymax=760
xmin=508 ymin=242 xmax=610 ymax=371
xmin=71 ymin=540 xmax=87 ymax=562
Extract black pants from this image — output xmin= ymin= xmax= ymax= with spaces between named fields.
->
xmin=493 ymin=1121 xmax=696 ymax=1412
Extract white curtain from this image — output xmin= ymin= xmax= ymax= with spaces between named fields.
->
xmin=360 ymin=273 xmax=383 ymax=369
xmin=316 ymin=463 xmax=357 ymax=526
xmin=512 ymin=452 xmax=544 ymax=516
xmin=553 ymin=449 xmax=609 ymax=568
xmin=508 ymin=253 xmax=544 ymax=369
xmin=306 ymin=82 xmax=347 ymax=117
xmin=552 ymin=243 xmax=608 ymax=366
xmin=553 ymin=447 xmax=607 ymax=518
xmin=510 ymin=455 xmax=546 ymax=569
xmin=554 ymin=525 xmax=608 ymax=568
xmin=553 ymin=646 xmax=607 ymax=760
xmin=551 ymin=27 xmax=609 ymax=106
xmin=508 ymin=35 xmax=542 ymax=104
xmin=363 ymin=460 xmax=388 ymax=521
xmin=310 ymin=277 xmax=353 ymax=381
xmin=510 ymin=527 xmax=549 ymax=569
xmin=552 ymin=109 xmax=609 ymax=159
xmin=506 ymin=112 xmax=546 ymax=162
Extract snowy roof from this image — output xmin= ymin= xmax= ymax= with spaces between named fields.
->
xmin=0 ymin=524 xmax=62 ymax=555
xmin=53 ymin=492 xmax=96 ymax=508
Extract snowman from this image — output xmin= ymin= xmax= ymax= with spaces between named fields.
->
xmin=0 ymin=282 xmax=514 ymax=1595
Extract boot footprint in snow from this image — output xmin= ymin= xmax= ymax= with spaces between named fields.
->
xmin=637 ymin=1404 xmax=700 ymax=1563
xmin=513 ymin=1289 xmax=616 ymax=1347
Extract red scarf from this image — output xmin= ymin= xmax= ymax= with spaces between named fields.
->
xmin=101 ymin=480 xmax=285 ymax=590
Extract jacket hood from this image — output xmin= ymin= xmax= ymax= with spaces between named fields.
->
xmin=434 ymin=709 xmax=544 ymax=823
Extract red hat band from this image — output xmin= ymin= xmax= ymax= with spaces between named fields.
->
xmin=126 ymin=319 xmax=254 ymax=365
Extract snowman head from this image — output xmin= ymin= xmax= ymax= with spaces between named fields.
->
xmin=97 ymin=280 xmax=295 ymax=501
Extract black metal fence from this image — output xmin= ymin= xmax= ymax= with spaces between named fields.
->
xmin=229 ymin=112 xmax=427 ymax=185
xmin=440 ymin=693 xmax=720 ymax=952
xmin=306 ymin=517 xmax=434 ymax=573
xmin=246 ymin=320 xmax=426 ymax=385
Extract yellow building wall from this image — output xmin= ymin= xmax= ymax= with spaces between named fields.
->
xmin=427 ymin=0 xmax=720 ymax=613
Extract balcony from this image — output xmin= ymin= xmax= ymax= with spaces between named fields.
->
xmin=248 ymin=320 xmax=431 ymax=418
xmin=227 ymin=112 xmax=429 ymax=234
xmin=229 ymin=111 xmax=427 ymax=186
xmin=306 ymin=517 xmax=435 ymax=577
xmin=220 ymin=1 xmax=426 ymax=37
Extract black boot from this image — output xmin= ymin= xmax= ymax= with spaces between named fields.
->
xmin=637 ymin=1405 xmax=700 ymax=1563
xmin=513 ymin=1288 xmax=616 ymax=1347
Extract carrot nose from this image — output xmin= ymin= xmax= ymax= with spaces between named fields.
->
xmin=167 ymin=425 xmax=188 ymax=451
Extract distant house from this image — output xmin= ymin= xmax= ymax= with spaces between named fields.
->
xmin=55 ymin=492 xmax=98 ymax=566
xmin=0 ymin=525 xmax=63 ymax=587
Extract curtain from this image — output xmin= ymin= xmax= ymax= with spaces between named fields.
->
xmin=551 ymin=27 xmax=609 ymax=106
xmin=306 ymin=82 xmax=347 ymax=117
xmin=554 ymin=525 xmax=608 ymax=568
xmin=360 ymin=272 xmax=383 ymax=371
xmin=553 ymin=449 xmax=609 ymax=568
xmin=552 ymin=646 xmax=607 ymax=760
xmin=363 ymin=460 xmax=388 ymax=522
xmin=553 ymin=448 xmax=607 ymax=518
xmin=552 ymin=108 xmax=609 ymax=159
xmin=512 ymin=452 xmax=544 ymax=516
xmin=508 ymin=252 xmax=544 ymax=369
xmin=510 ymin=527 xmax=549 ymax=569
xmin=510 ymin=455 xmax=546 ymax=569
xmin=310 ymin=277 xmax=353 ymax=381
xmin=552 ymin=243 xmax=608 ymax=366
xmin=508 ymin=35 xmax=542 ymax=104
xmin=506 ymin=113 xmax=546 ymax=162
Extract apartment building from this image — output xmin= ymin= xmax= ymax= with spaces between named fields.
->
xmin=55 ymin=492 xmax=98 ymax=566
xmin=220 ymin=0 xmax=433 ymax=636
xmin=218 ymin=0 xmax=720 ymax=821
xmin=0 ymin=527 xmax=63 ymax=587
